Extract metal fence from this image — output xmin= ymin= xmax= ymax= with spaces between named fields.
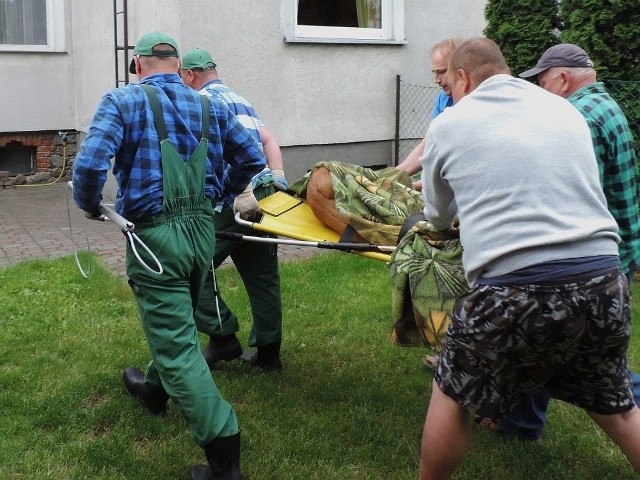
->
xmin=394 ymin=76 xmax=440 ymax=165
xmin=606 ymin=80 xmax=640 ymax=154
xmin=394 ymin=76 xmax=640 ymax=166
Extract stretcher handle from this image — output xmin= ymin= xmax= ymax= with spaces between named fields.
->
xmin=66 ymin=181 xmax=134 ymax=231
xmin=97 ymin=203 xmax=135 ymax=232
xmin=217 ymin=230 xmax=395 ymax=253
xmin=66 ymin=181 xmax=163 ymax=275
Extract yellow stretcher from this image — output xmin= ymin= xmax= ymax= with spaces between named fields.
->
xmin=230 ymin=191 xmax=394 ymax=263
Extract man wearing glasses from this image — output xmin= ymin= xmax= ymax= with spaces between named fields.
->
xmin=396 ymin=37 xmax=465 ymax=190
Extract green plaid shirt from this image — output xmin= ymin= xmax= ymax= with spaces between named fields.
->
xmin=568 ymin=82 xmax=640 ymax=275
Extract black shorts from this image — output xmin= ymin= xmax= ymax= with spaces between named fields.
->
xmin=434 ymin=268 xmax=634 ymax=419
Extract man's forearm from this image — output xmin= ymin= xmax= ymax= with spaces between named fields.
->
xmin=396 ymin=138 xmax=426 ymax=175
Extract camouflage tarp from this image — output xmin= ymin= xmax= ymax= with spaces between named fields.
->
xmin=289 ymin=161 xmax=423 ymax=245
xmin=290 ymin=161 xmax=468 ymax=350
xmin=389 ymin=224 xmax=466 ymax=351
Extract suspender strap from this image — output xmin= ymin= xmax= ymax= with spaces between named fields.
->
xmin=140 ymin=84 xmax=210 ymax=142
xmin=200 ymin=94 xmax=210 ymax=137
xmin=140 ymin=84 xmax=168 ymax=141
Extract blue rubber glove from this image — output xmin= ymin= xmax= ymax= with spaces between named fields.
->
xmin=271 ymin=168 xmax=288 ymax=191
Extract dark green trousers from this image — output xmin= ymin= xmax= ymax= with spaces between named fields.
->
xmin=195 ymin=185 xmax=283 ymax=347
xmin=127 ymin=213 xmax=238 ymax=446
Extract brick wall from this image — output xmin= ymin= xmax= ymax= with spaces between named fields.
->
xmin=0 ymin=131 xmax=77 ymax=184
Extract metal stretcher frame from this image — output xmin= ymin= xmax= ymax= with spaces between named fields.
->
xmin=235 ymin=191 xmax=393 ymax=263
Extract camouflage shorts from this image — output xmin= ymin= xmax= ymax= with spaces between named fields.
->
xmin=434 ymin=268 xmax=634 ymax=419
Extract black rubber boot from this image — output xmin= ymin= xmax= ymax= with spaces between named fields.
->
xmin=122 ymin=367 xmax=168 ymax=416
xmin=189 ymin=432 xmax=244 ymax=480
xmin=240 ymin=341 xmax=282 ymax=372
xmin=202 ymin=334 xmax=243 ymax=370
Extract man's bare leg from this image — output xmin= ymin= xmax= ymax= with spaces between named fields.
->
xmin=588 ymin=406 xmax=640 ymax=472
xmin=419 ymin=380 xmax=472 ymax=480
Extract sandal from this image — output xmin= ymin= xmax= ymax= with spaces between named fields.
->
xmin=475 ymin=416 xmax=499 ymax=431
xmin=475 ymin=416 xmax=544 ymax=443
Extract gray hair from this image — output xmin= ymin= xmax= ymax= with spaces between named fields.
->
xmin=431 ymin=37 xmax=466 ymax=56
xmin=549 ymin=65 xmax=595 ymax=80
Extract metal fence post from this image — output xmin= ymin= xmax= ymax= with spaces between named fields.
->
xmin=394 ymin=74 xmax=401 ymax=167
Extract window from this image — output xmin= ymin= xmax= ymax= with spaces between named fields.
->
xmin=0 ymin=142 xmax=36 ymax=175
xmin=283 ymin=0 xmax=405 ymax=44
xmin=0 ymin=0 xmax=65 ymax=52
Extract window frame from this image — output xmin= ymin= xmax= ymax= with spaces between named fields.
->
xmin=282 ymin=0 xmax=405 ymax=45
xmin=0 ymin=0 xmax=65 ymax=53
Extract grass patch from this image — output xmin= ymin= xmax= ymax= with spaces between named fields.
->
xmin=1 ymin=252 xmax=639 ymax=479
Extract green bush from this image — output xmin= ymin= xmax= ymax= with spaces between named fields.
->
xmin=484 ymin=0 xmax=640 ymax=81
xmin=605 ymin=80 xmax=640 ymax=155
xmin=484 ymin=0 xmax=559 ymax=76
xmin=559 ymin=0 xmax=640 ymax=80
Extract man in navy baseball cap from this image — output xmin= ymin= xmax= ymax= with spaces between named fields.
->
xmin=519 ymin=43 xmax=594 ymax=79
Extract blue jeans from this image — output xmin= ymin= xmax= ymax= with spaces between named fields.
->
xmin=497 ymin=372 xmax=640 ymax=441
xmin=497 ymin=267 xmax=638 ymax=441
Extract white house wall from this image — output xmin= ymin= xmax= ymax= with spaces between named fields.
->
xmin=1 ymin=1 xmax=486 ymax=181
xmin=173 ymin=1 xmax=488 ymax=147
xmin=0 ymin=0 xmax=75 ymax=132
xmin=68 ymin=1 xmax=485 ymax=137
xmin=69 ymin=1 xmax=117 ymax=130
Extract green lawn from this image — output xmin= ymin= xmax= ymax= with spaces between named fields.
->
xmin=1 ymin=252 xmax=639 ymax=479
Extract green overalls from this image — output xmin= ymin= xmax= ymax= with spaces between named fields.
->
xmin=126 ymin=85 xmax=238 ymax=446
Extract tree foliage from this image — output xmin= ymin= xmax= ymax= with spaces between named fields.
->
xmin=559 ymin=0 xmax=640 ymax=80
xmin=484 ymin=0 xmax=640 ymax=81
xmin=483 ymin=0 xmax=559 ymax=76
xmin=605 ymin=80 xmax=640 ymax=153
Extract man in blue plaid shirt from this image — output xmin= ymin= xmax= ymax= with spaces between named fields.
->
xmin=492 ymin=43 xmax=640 ymax=443
xmin=72 ymin=32 xmax=263 ymax=480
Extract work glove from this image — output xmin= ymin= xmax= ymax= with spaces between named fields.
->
xmin=233 ymin=183 xmax=262 ymax=221
xmin=271 ymin=168 xmax=288 ymax=191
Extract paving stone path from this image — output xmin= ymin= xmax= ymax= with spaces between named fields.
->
xmin=0 ymin=183 xmax=319 ymax=276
